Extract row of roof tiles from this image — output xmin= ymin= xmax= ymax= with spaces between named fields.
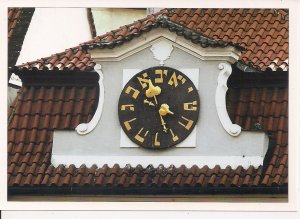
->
xmin=8 ymin=163 xmax=287 ymax=188
xmin=166 ymin=9 xmax=288 ymax=71
xmin=14 ymin=8 xmax=288 ymax=72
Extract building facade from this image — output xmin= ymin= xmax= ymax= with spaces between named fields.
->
xmin=8 ymin=8 xmax=288 ymax=201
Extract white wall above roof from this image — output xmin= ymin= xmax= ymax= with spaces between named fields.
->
xmin=16 ymin=8 xmax=92 ymax=65
xmin=92 ymin=8 xmax=147 ymax=36
xmin=89 ymin=28 xmax=241 ymax=63
xmin=10 ymin=8 xmax=92 ymax=87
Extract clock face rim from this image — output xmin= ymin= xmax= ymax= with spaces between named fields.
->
xmin=118 ymin=66 xmax=200 ymax=150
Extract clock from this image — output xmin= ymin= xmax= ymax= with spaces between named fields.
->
xmin=118 ymin=66 xmax=200 ymax=149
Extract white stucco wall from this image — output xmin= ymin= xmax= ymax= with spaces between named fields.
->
xmin=92 ymin=8 xmax=147 ymax=36
xmin=52 ymin=36 xmax=268 ymax=169
xmin=16 ymin=8 xmax=92 ymax=65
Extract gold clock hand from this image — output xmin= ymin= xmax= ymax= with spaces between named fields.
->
xmin=145 ymin=79 xmax=161 ymax=105
xmin=159 ymin=114 xmax=168 ymax=133
xmin=158 ymin=104 xmax=174 ymax=133
xmin=144 ymin=99 xmax=155 ymax=106
xmin=158 ymin=104 xmax=174 ymax=116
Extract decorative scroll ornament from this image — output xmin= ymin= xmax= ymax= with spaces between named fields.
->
xmin=76 ymin=64 xmax=104 ymax=135
xmin=215 ymin=62 xmax=241 ymax=136
xmin=150 ymin=40 xmax=173 ymax=66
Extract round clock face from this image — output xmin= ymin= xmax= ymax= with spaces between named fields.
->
xmin=118 ymin=66 xmax=200 ymax=149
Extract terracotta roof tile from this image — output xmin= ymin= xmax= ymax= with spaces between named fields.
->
xmin=195 ymin=165 xmax=208 ymax=186
xmin=207 ymin=165 xmax=220 ymax=186
xmin=8 ymin=84 xmax=98 ymax=187
xmin=15 ymin=47 xmax=96 ymax=72
xmin=167 ymin=9 xmax=288 ymax=71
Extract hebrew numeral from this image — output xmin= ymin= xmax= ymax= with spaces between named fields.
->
xmin=125 ymin=86 xmax=140 ymax=99
xmin=154 ymin=69 xmax=168 ymax=83
xmin=184 ymin=101 xmax=198 ymax=111
xmin=178 ymin=116 xmax=194 ymax=130
xmin=134 ymin=128 xmax=149 ymax=143
xmin=187 ymin=87 xmax=194 ymax=93
xmin=154 ymin=132 xmax=160 ymax=146
xmin=123 ymin=118 xmax=136 ymax=131
xmin=121 ymin=104 xmax=135 ymax=111
xmin=168 ymin=72 xmax=186 ymax=87
xmin=137 ymin=72 xmax=149 ymax=89
xmin=169 ymin=129 xmax=179 ymax=142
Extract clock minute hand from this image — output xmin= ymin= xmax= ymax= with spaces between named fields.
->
xmin=145 ymin=79 xmax=161 ymax=105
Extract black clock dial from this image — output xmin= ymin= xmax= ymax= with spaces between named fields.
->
xmin=118 ymin=66 xmax=200 ymax=149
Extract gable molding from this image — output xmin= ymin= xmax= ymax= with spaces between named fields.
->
xmin=89 ymin=29 xmax=241 ymax=63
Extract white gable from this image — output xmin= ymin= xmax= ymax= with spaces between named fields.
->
xmin=52 ymin=30 xmax=268 ymax=169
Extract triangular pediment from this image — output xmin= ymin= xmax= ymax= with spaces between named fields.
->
xmin=89 ymin=28 xmax=241 ymax=64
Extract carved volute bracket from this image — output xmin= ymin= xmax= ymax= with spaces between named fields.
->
xmin=215 ymin=62 xmax=242 ymax=136
xmin=76 ymin=64 xmax=104 ymax=135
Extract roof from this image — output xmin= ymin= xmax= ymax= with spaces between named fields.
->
xmin=14 ymin=8 xmax=288 ymax=72
xmin=8 ymin=8 xmax=288 ymax=195
xmin=8 ymin=8 xmax=35 ymax=70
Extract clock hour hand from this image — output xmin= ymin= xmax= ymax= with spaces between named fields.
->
xmin=145 ymin=79 xmax=161 ymax=105
xmin=159 ymin=114 xmax=168 ymax=133
xmin=158 ymin=104 xmax=174 ymax=116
